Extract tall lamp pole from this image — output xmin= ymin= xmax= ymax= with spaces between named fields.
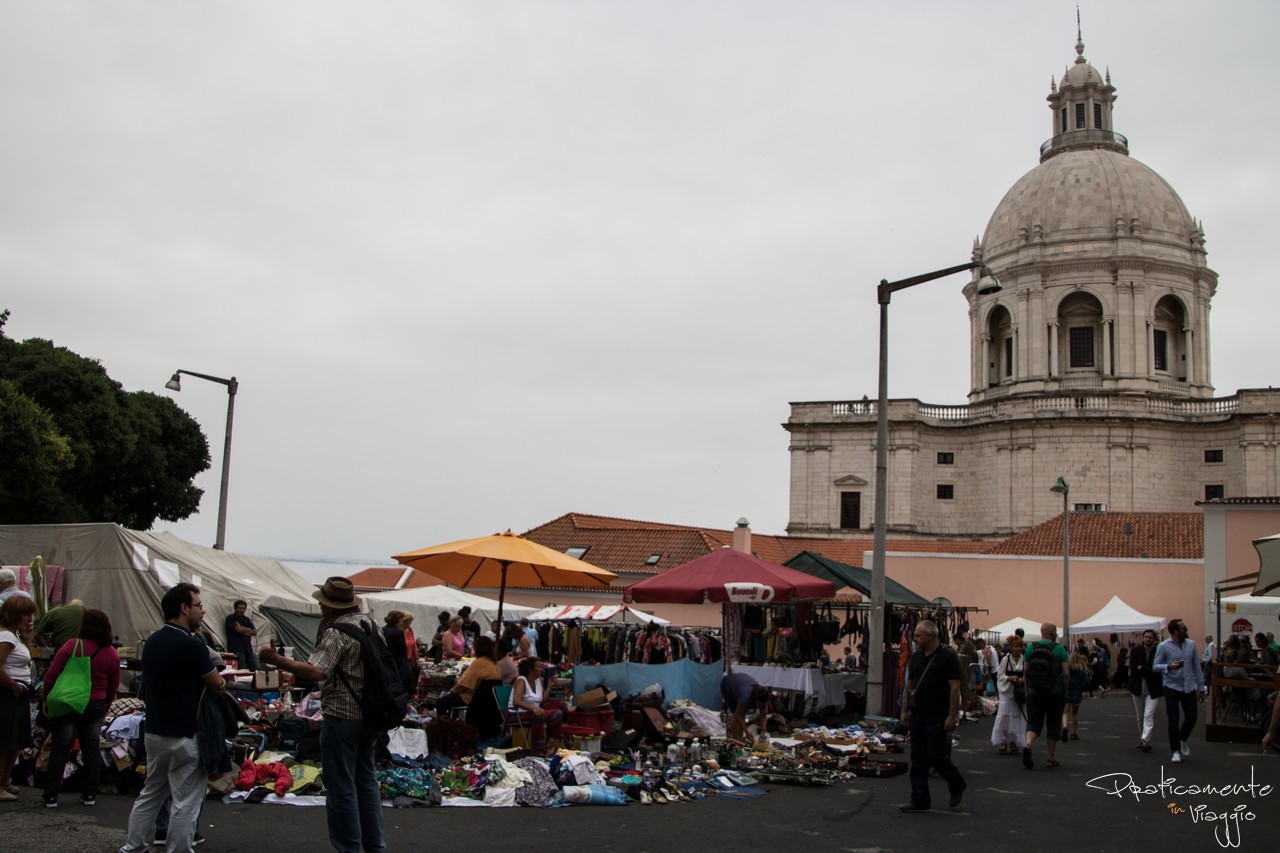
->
xmin=165 ymin=369 xmax=238 ymax=550
xmin=1051 ymin=476 xmax=1070 ymax=641
xmin=866 ymin=261 xmax=1001 ymax=716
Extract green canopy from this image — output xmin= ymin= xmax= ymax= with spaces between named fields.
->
xmin=784 ymin=551 xmax=931 ymax=606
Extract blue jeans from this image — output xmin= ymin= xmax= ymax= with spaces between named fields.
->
xmin=43 ymin=698 xmax=107 ymax=798
xmin=1164 ymin=687 xmax=1198 ymax=753
xmin=908 ymin=719 xmax=965 ymax=809
xmin=320 ymin=717 xmax=384 ymax=853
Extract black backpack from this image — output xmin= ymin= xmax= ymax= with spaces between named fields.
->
xmin=329 ymin=619 xmax=410 ymax=731
xmin=1025 ymin=642 xmax=1057 ymax=691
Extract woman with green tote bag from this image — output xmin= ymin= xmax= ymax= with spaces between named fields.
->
xmin=40 ymin=610 xmax=120 ymax=808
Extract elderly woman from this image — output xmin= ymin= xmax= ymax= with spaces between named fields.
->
xmin=0 ymin=596 xmax=37 ymax=801
xmin=40 ymin=609 xmax=120 ymax=808
xmin=991 ymin=635 xmax=1027 ymax=754
xmin=506 ymin=657 xmax=562 ymax=753
xmin=441 ymin=617 xmax=467 ymax=661
xmin=434 ymin=636 xmax=502 ymax=717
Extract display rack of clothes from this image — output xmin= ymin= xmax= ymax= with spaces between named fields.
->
xmin=548 ymin=621 xmax=721 ymax=665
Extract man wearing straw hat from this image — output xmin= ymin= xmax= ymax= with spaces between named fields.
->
xmin=260 ymin=578 xmax=383 ymax=853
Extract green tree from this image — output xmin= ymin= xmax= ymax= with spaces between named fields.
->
xmin=0 ymin=314 xmax=211 ymax=528
xmin=0 ymin=378 xmax=76 ymax=521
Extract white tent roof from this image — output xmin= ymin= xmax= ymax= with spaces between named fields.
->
xmin=1218 ymin=592 xmax=1280 ymax=622
xmin=361 ymin=585 xmax=534 ymax=631
xmin=1070 ymin=595 xmax=1163 ymax=634
xmin=1251 ymin=534 xmax=1280 ymax=596
xmin=525 ymin=604 xmax=668 ymax=624
xmin=981 ymin=616 xmax=1047 ymax=639
xmin=0 ymin=523 xmax=317 ymax=648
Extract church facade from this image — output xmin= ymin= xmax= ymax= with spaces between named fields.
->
xmin=786 ymin=33 xmax=1280 ymax=539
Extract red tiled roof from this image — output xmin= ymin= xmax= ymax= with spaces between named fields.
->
xmin=346 ymin=566 xmax=442 ymax=591
xmin=521 ymin=512 xmax=994 ymax=574
xmin=983 ymin=512 xmax=1203 ymax=560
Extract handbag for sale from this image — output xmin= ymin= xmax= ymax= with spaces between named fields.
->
xmin=815 ymin=606 xmax=840 ymax=645
xmin=46 ymin=640 xmax=97 ymax=718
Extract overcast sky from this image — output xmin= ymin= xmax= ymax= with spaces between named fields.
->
xmin=3 ymin=1 xmax=1277 ymax=564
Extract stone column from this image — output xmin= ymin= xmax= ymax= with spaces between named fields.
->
xmin=1048 ymin=322 xmax=1058 ymax=377
xmin=1183 ymin=327 xmax=1194 ymax=384
xmin=1102 ymin=319 xmax=1112 ymax=376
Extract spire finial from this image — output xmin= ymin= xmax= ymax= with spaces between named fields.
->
xmin=1075 ymin=6 xmax=1086 ymax=63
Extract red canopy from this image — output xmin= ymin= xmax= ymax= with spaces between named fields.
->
xmin=623 ymin=548 xmax=836 ymax=605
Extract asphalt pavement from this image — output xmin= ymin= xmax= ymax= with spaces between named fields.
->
xmin=8 ymin=694 xmax=1280 ymax=853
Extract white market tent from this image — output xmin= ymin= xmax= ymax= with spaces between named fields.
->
xmin=1070 ymin=595 xmax=1163 ymax=635
xmin=361 ymin=585 xmax=534 ymax=631
xmin=525 ymin=604 xmax=668 ymax=625
xmin=982 ymin=616 xmax=1047 ymax=639
xmin=0 ymin=523 xmax=318 ymax=650
xmin=1251 ymin=534 xmax=1280 ymax=596
xmin=1218 ymin=592 xmax=1280 ymax=628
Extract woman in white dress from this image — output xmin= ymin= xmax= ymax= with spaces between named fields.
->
xmin=991 ymin=635 xmax=1028 ymax=754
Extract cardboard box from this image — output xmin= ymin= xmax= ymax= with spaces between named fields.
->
xmin=253 ymin=669 xmax=280 ymax=689
xmin=573 ymin=687 xmax=610 ymax=708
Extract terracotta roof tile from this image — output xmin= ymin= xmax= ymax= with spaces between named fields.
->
xmin=520 ymin=512 xmax=995 ymax=574
xmin=984 ymin=512 xmax=1203 ymax=559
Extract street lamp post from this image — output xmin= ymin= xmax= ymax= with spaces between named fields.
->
xmin=1051 ymin=476 xmax=1070 ymax=641
xmin=165 ymin=369 xmax=239 ymax=550
xmin=866 ymin=261 xmax=1001 ymax=716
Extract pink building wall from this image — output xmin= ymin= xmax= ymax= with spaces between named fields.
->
xmin=880 ymin=552 xmax=1205 ymax=641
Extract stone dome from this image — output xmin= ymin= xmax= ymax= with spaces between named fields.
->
xmin=981 ymin=148 xmax=1197 ymax=261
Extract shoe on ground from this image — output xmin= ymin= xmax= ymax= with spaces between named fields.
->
xmin=0 ymin=790 xmax=18 ymax=802
xmin=194 ymin=834 xmax=205 ymax=847
xmin=1070 ymin=733 xmax=1080 ymax=740
xmin=41 ymin=794 xmax=57 ymax=809
xmin=1140 ymin=742 xmax=1152 ymax=753
xmin=1059 ymin=729 xmax=1069 ymax=743
xmin=152 ymin=829 xmax=167 ymax=847
xmin=900 ymin=803 xmax=930 ymax=813
xmin=80 ymin=793 xmax=96 ymax=806
xmin=3 ymin=784 xmax=16 ymax=794
xmin=1022 ymin=747 xmax=1034 ymax=769
xmin=1180 ymin=741 xmax=1190 ymax=756
xmin=1172 ymin=751 xmax=1182 ymax=763
xmin=949 ymin=787 xmax=965 ymax=808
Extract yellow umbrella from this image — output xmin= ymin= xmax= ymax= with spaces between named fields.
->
xmin=392 ymin=530 xmax=618 ymax=623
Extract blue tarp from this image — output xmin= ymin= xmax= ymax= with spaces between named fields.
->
xmin=571 ymin=659 xmax=722 ymax=710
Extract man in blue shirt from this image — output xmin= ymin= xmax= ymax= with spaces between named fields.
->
xmin=1151 ymin=617 xmax=1206 ymax=764
xmin=119 ymin=583 xmax=225 ymax=853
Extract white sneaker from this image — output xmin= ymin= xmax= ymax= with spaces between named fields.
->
xmin=1172 ymin=751 xmax=1182 ymax=763
xmin=1180 ymin=741 xmax=1190 ymax=756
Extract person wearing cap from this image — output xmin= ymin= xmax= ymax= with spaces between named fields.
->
xmin=259 ymin=578 xmax=383 ymax=853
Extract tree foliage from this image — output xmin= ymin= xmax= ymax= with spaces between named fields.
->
xmin=0 ymin=312 xmax=210 ymax=528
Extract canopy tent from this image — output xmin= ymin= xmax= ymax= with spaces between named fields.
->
xmin=1251 ymin=534 xmax=1280 ymax=596
xmin=624 ymin=548 xmax=836 ymax=605
xmin=524 ymin=604 xmax=668 ymax=625
xmin=0 ymin=523 xmax=318 ymax=650
xmin=361 ymin=585 xmax=535 ymax=632
xmin=784 ymin=551 xmax=931 ymax=606
xmin=1217 ymin=592 xmax=1280 ymax=623
xmin=982 ymin=616 xmax=1049 ymax=639
xmin=1070 ymin=595 xmax=1163 ymax=635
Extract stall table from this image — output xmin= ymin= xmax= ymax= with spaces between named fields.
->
xmin=733 ymin=665 xmax=866 ymax=712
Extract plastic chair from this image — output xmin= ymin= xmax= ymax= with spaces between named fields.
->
xmin=494 ymin=683 xmax=528 ymax=746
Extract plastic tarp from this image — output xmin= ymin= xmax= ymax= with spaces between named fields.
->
xmin=571 ymin=659 xmax=722 ymax=710
xmin=0 ymin=523 xmax=318 ymax=649
xmin=1070 ymin=595 xmax=1163 ymax=634
xmin=361 ymin=585 xmax=534 ymax=632
xmin=784 ymin=551 xmax=931 ymax=606
xmin=524 ymin=604 xmax=667 ymax=624
xmin=1252 ymin=534 xmax=1280 ymax=596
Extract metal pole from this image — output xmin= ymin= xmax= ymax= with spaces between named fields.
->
xmin=214 ymin=378 xmax=238 ymax=551
xmin=868 ymin=294 xmax=891 ymax=716
xmin=1062 ymin=485 xmax=1070 ymax=642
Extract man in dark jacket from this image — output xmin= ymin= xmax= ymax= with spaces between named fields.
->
xmin=1128 ymin=628 xmax=1164 ymax=752
xmin=900 ymin=620 xmax=965 ymax=812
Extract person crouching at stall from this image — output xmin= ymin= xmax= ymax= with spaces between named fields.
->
xmin=721 ymin=671 xmax=769 ymax=742
xmin=506 ymin=657 xmax=561 ymax=753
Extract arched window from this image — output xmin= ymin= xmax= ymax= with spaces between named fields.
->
xmin=1057 ymin=292 xmax=1104 ymax=374
xmin=986 ymin=305 xmax=1014 ymax=387
xmin=1152 ymin=295 xmax=1187 ymax=379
